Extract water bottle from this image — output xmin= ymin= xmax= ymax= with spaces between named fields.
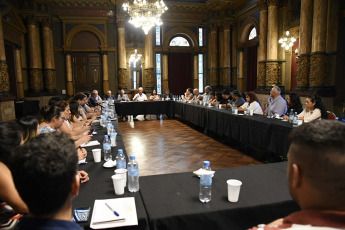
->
xmin=110 ymin=126 xmax=117 ymax=147
xmin=289 ymin=109 xmax=294 ymax=123
xmin=293 ymin=112 xmax=298 ymax=127
xmin=199 ymin=161 xmax=212 ymax=203
xmin=106 ymin=118 xmax=112 ymax=135
xmin=116 ymin=149 xmax=126 ymax=169
xmin=103 ymin=135 xmax=112 ymax=161
xmin=101 ymin=112 xmax=107 ymax=127
xmin=127 ymin=155 xmax=139 ymax=192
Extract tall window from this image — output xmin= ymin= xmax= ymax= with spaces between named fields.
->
xmin=156 ymin=27 xmax=161 ymax=46
xmin=199 ymin=28 xmax=203 ymax=46
xmin=198 ymin=54 xmax=203 ymax=92
xmin=169 ymin=36 xmax=190 ymax=46
xmin=133 ymin=71 xmax=137 ymax=89
xmin=156 ymin=54 xmax=162 ymax=95
xmin=249 ymin=27 xmax=257 ymax=40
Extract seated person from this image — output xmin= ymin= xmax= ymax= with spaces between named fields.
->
xmin=0 ymin=122 xmax=28 ymax=228
xmin=286 ymin=92 xmax=303 ymax=114
xmin=202 ymin=86 xmax=212 ymax=102
xmin=18 ymin=116 xmax=39 ymax=144
xmin=73 ymin=93 xmax=98 ymax=119
xmin=265 ymin=86 xmax=287 ymax=117
xmin=184 ymin=88 xmax=193 ymax=101
xmin=69 ymin=100 xmax=88 ymax=123
xmin=133 ymin=87 xmax=147 ymax=101
xmin=237 ymin=92 xmax=263 ymax=115
xmin=149 ymin=89 xmax=160 ymax=101
xmin=220 ymin=90 xmax=232 ymax=108
xmin=297 ymin=95 xmax=327 ymax=123
xmin=250 ymin=120 xmax=345 ymax=229
xmin=10 ymin=132 xmax=85 ymax=230
xmin=163 ymin=88 xmax=173 ymax=100
xmin=104 ymin=90 xmax=116 ymax=101
xmin=209 ymin=91 xmax=216 ymax=105
xmin=89 ymin=90 xmax=103 ymax=107
xmin=231 ymin=90 xmax=245 ymax=107
xmin=117 ymin=89 xmax=130 ymax=102
xmin=38 ymin=105 xmax=65 ymax=134
xmin=191 ymin=88 xmax=202 ymax=101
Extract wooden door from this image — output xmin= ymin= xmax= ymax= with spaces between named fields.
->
xmin=168 ymin=53 xmax=193 ymax=95
xmin=72 ymin=53 xmax=102 ymax=94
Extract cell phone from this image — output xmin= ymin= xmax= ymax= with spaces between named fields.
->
xmin=73 ymin=207 xmax=91 ymax=223
xmin=88 ymin=129 xmax=94 ymax=135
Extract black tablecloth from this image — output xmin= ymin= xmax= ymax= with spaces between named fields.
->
xmin=140 ymin=162 xmax=299 ymax=230
xmin=115 ymin=101 xmax=173 ymax=117
xmin=173 ymin=102 xmax=293 ymax=157
xmin=72 ymin=120 xmax=149 ymax=230
xmin=15 ymin=100 xmax=40 ymax=119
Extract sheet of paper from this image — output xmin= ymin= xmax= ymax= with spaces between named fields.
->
xmin=80 ymin=140 xmax=100 ymax=148
xmin=90 ymin=197 xmax=138 ymax=229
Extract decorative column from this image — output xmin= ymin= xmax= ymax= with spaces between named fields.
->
xmin=193 ymin=55 xmax=198 ymax=89
xmin=238 ymin=49 xmax=244 ymax=92
xmin=278 ymin=0 xmax=288 ymax=89
xmin=65 ymin=53 xmax=73 ymax=96
xmin=297 ymin=0 xmax=313 ymax=89
xmin=231 ymin=25 xmax=237 ymax=88
xmin=27 ymin=16 xmax=43 ymax=91
xmin=102 ymin=52 xmax=109 ymax=94
xmin=162 ymin=54 xmax=168 ymax=92
xmin=209 ymin=24 xmax=219 ymax=87
xmin=117 ymin=21 xmax=129 ymax=89
xmin=266 ymin=0 xmax=279 ymax=87
xmin=325 ymin=0 xmax=339 ymax=86
xmin=144 ymin=30 xmax=154 ymax=90
xmin=309 ymin=0 xmax=327 ymax=88
xmin=257 ymin=0 xmax=268 ymax=90
xmin=220 ymin=22 xmax=231 ymax=87
xmin=15 ymin=47 xmax=24 ymax=98
xmin=0 ymin=10 xmax=10 ymax=96
xmin=42 ymin=19 xmax=56 ymax=91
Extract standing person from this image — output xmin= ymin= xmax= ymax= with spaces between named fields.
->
xmin=10 ymin=132 xmax=84 ymax=230
xmin=265 ymin=86 xmax=287 ymax=117
xmin=117 ymin=89 xmax=130 ymax=102
xmin=297 ymin=95 xmax=328 ymax=123
xmin=104 ymin=90 xmax=116 ymax=101
xmin=237 ymin=92 xmax=263 ymax=115
xmin=0 ymin=122 xmax=28 ymax=229
xmin=163 ymin=88 xmax=173 ymax=100
xmin=133 ymin=87 xmax=147 ymax=101
xmin=250 ymin=120 xmax=345 ymax=229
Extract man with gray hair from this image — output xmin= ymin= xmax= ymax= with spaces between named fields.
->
xmin=265 ymin=85 xmax=287 ymax=117
xmin=202 ymin=86 xmax=212 ymax=102
xmin=133 ymin=87 xmax=147 ymax=101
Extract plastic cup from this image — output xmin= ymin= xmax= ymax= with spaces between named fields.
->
xmin=227 ymin=179 xmax=242 ymax=202
xmin=250 ymin=109 xmax=254 ymax=116
xmin=111 ymin=174 xmax=125 ymax=195
xmin=114 ymin=168 xmax=128 ymax=186
xmin=219 ymin=104 xmax=222 ymax=109
xmin=234 ymin=109 xmax=238 ymax=115
xmin=92 ymin=149 xmax=101 ymax=163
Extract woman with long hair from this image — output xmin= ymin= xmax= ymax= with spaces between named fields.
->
xmin=298 ymin=94 xmax=328 ymax=122
xmin=237 ymin=91 xmax=263 ymax=115
xmin=69 ymin=100 xmax=87 ymax=123
xmin=287 ymin=93 xmax=303 ymax=114
xmin=149 ymin=89 xmax=160 ymax=101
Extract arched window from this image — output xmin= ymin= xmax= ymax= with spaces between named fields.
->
xmin=169 ymin=36 xmax=190 ymax=47
xmin=248 ymin=27 xmax=257 ymax=40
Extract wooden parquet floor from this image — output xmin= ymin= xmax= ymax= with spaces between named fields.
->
xmin=118 ymin=119 xmax=262 ymax=176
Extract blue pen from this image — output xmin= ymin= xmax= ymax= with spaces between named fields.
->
xmin=105 ymin=203 xmax=119 ymax=216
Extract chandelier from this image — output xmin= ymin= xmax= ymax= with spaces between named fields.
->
xmin=122 ymin=0 xmax=168 ymax=35
xmin=129 ymin=49 xmax=142 ymax=64
xmin=278 ymin=31 xmax=296 ymax=51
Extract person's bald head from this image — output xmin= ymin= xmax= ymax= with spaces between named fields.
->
xmin=287 ymin=120 xmax=345 ymax=210
xmin=107 ymin=90 xmax=112 ymax=97
xmin=138 ymin=87 xmax=143 ymax=94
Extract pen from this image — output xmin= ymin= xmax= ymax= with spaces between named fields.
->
xmin=105 ymin=203 xmax=119 ymax=216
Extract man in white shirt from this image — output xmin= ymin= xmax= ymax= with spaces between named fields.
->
xmin=133 ymin=87 xmax=148 ymax=101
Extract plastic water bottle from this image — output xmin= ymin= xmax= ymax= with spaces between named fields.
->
xmin=101 ymin=112 xmax=107 ymax=127
xmin=289 ymin=109 xmax=294 ymax=123
xmin=199 ymin=161 xmax=212 ymax=203
xmin=293 ymin=112 xmax=299 ymax=127
xmin=110 ymin=126 xmax=117 ymax=147
xmin=103 ymin=135 xmax=112 ymax=161
xmin=106 ymin=118 xmax=112 ymax=135
xmin=127 ymin=155 xmax=139 ymax=192
xmin=116 ymin=149 xmax=126 ymax=169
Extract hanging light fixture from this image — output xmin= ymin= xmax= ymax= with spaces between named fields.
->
xmin=129 ymin=49 xmax=142 ymax=64
xmin=122 ymin=0 xmax=168 ymax=35
xmin=278 ymin=31 xmax=296 ymax=51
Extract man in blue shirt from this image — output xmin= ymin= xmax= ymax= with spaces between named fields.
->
xmin=10 ymin=132 xmax=83 ymax=230
xmin=265 ymin=86 xmax=287 ymax=117
xmin=104 ymin=90 xmax=116 ymax=101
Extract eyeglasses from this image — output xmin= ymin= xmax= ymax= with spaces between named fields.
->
xmin=61 ymin=116 xmax=67 ymax=121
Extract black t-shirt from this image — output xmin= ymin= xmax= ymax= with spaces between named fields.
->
xmin=220 ymin=97 xmax=232 ymax=104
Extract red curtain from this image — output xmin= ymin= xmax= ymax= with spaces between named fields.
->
xmin=168 ymin=53 xmax=193 ymax=95
xmin=290 ymin=38 xmax=299 ymax=90
xmin=246 ymin=46 xmax=258 ymax=92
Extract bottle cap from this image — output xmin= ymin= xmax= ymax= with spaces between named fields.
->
xmin=118 ymin=149 xmax=123 ymax=154
xmin=130 ymin=155 xmax=135 ymax=160
xmin=203 ymin=161 xmax=210 ymax=166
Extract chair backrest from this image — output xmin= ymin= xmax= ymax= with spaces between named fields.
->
xmin=327 ymin=111 xmax=336 ymax=120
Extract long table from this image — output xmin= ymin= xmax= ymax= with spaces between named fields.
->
xmin=72 ymin=120 xmax=149 ymax=230
xmin=115 ymin=101 xmax=293 ymax=157
xmin=140 ymin=162 xmax=299 ymax=230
